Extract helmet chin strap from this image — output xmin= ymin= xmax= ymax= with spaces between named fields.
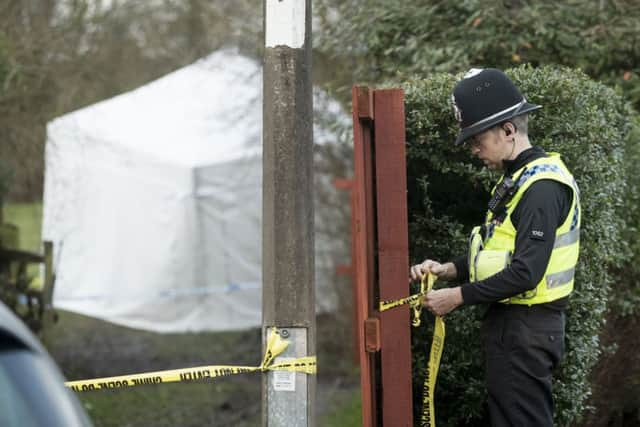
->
xmin=500 ymin=139 xmax=516 ymax=168
xmin=507 ymin=139 xmax=516 ymax=160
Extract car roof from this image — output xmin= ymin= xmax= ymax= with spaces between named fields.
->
xmin=0 ymin=301 xmax=46 ymax=354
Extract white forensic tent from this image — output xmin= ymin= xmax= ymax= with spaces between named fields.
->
xmin=42 ymin=49 xmax=344 ymax=333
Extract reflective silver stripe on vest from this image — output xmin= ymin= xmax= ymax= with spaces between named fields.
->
xmin=553 ymin=228 xmax=580 ymax=249
xmin=546 ymin=267 xmax=575 ymax=289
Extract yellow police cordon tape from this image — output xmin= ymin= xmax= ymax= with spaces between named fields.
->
xmin=65 ymin=328 xmax=316 ymax=393
xmin=379 ymin=273 xmax=445 ymax=427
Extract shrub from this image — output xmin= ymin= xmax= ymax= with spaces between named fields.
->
xmin=401 ymin=65 xmax=639 ymax=426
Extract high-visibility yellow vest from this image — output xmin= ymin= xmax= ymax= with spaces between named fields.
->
xmin=468 ymin=153 xmax=580 ymax=305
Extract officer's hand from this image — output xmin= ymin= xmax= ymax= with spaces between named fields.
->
xmin=423 ymin=287 xmax=463 ymax=317
xmin=409 ymin=259 xmax=447 ymax=282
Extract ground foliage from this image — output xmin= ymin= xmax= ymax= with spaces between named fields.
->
xmin=401 ymin=66 xmax=639 ymax=426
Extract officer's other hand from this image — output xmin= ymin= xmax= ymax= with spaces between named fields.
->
xmin=423 ymin=287 xmax=463 ymax=317
xmin=409 ymin=259 xmax=446 ymax=282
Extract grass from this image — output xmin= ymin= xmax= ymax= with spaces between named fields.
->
xmin=41 ymin=310 xmax=361 ymax=427
xmin=320 ymin=388 xmax=362 ymax=427
xmin=42 ymin=310 xmax=264 ymax=427
xmin=78 ymin=381 xmax=261 ymax=427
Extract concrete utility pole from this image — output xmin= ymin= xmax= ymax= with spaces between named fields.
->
xmin=262 ymin=0 xmax=315 ymax=426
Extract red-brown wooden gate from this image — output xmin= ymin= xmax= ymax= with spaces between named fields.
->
xmin=350 ymin=86 xmax=413 ymax=426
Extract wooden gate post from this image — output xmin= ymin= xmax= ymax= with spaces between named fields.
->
xmin=352 ymin=86 xmax=413 ymax=426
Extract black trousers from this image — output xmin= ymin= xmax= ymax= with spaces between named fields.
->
xmin=481 ymin=304 xmax=565 ymax=427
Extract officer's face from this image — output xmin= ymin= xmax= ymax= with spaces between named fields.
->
xmin=469 ymin=127 xmax=511 ymax=170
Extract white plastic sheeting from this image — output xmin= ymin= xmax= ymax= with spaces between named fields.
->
xmin=42 ymin=49 xmax=344 ymax=333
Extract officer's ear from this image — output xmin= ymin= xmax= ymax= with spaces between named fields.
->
xmin=502 ymin=121 xmax=517 ymax=136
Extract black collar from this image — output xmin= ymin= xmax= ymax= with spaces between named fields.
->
xmin=503 ymin=146 xmax=547 ymax=176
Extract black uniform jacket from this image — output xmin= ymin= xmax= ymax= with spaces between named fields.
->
xmin=454 ymin=146 xmax=573 ymax=311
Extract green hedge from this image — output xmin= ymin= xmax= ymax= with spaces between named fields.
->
xmin=401 ymin=65 xmax=639 ymax=426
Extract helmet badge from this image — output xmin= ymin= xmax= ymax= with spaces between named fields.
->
xmin=451 ymin=94 xmax=462 ymax=123
xmin=463 ymin=68 xmax=484 ymax=79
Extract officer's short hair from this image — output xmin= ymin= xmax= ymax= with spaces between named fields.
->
xmin=509 ymin=114 xmax=529 ymax=135
xmin=492 ymin=114 xmax=529 ymax=136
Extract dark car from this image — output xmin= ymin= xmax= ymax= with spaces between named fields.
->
xmin=0 ymin=301 xmax=93 ymax=427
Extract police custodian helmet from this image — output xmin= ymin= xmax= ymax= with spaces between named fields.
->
xmin=451 ymin=68 xmax=542 ymax=145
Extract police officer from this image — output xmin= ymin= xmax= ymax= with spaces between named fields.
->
xmin=409 ymin=68 xmax=580 ymax=427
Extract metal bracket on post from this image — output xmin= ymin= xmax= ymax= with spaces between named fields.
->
xmin=265 ymin=327 xmax=308 ymax=426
